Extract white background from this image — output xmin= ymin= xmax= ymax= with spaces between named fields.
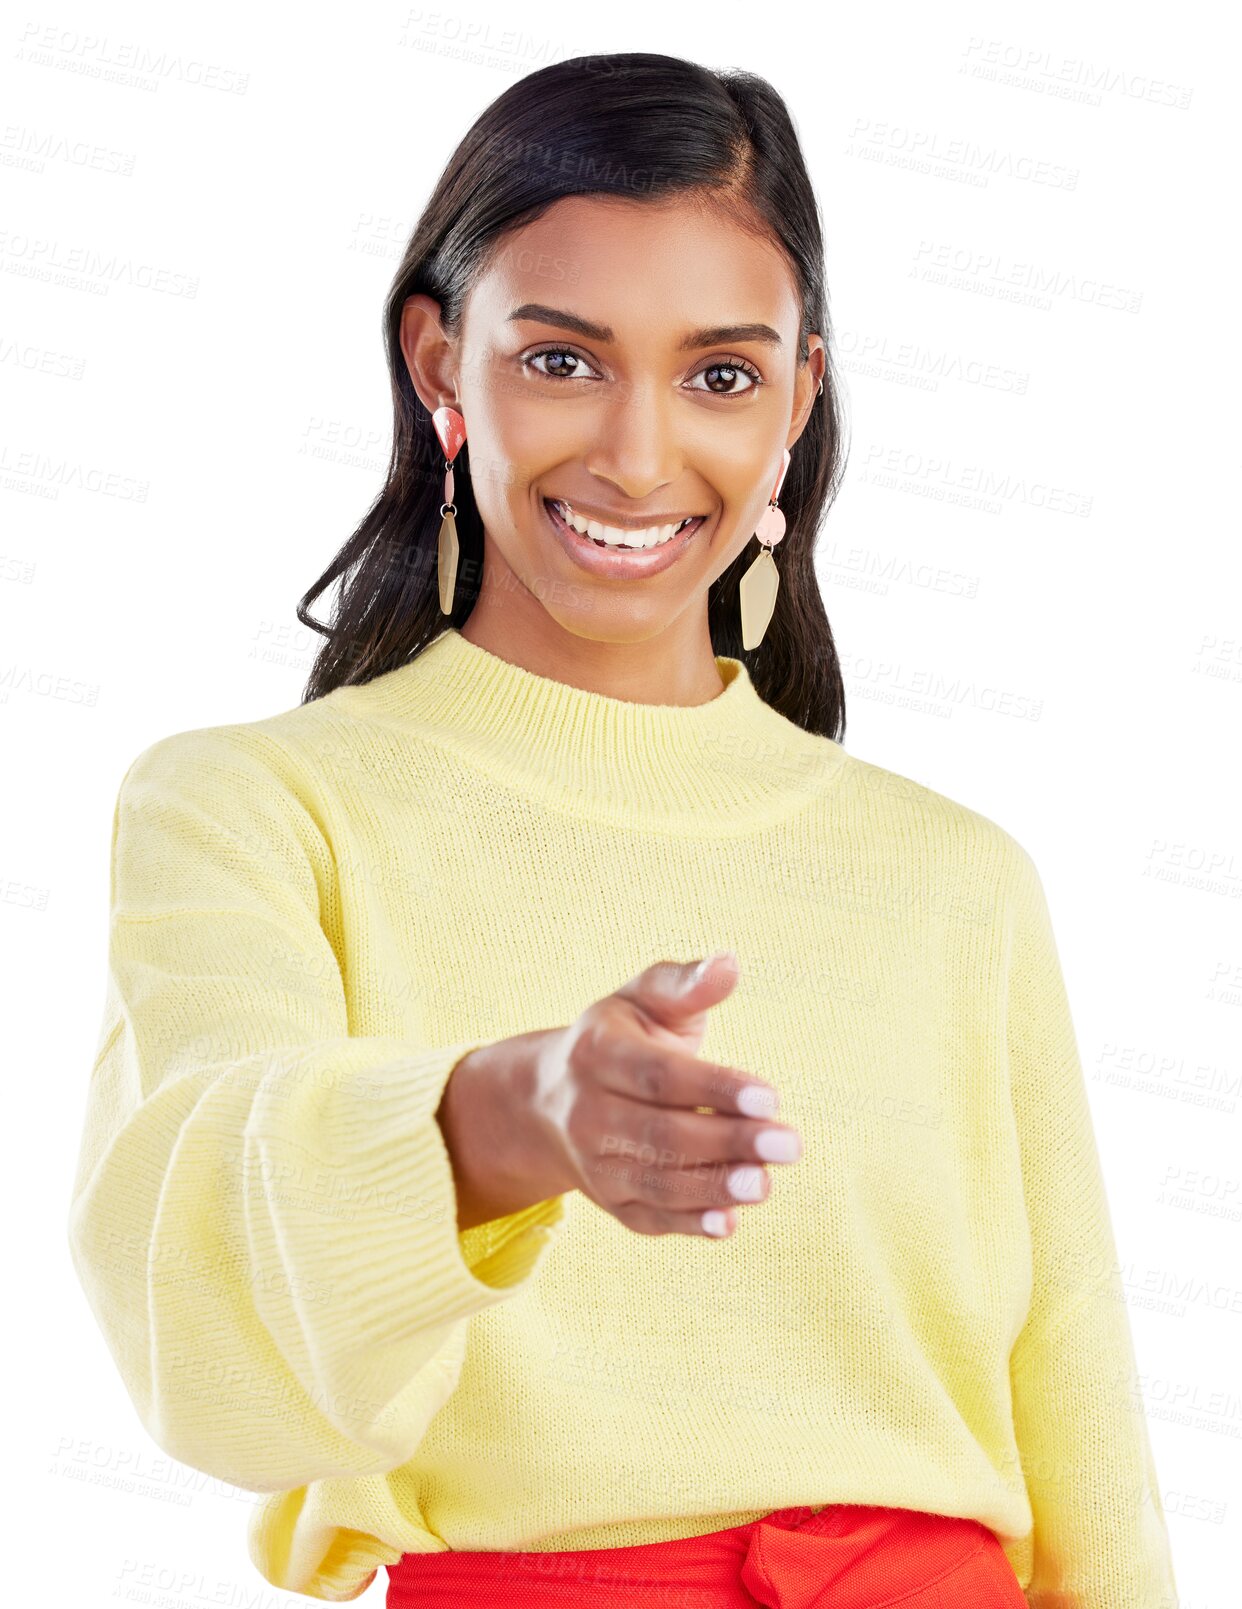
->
xmin=3 ymin=1 xmax=1237 ymax=1603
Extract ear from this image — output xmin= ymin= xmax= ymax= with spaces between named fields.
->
xmin=399 ymin=293 xmax=460 ymax=417
xmin=787 ymin=332 xmax=828 ymax=450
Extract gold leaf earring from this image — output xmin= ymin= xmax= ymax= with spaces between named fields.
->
xmin=432 ymin=405 xmax=467 ymax=614
xmin=739 ymin=446 xmax=792 ymax=651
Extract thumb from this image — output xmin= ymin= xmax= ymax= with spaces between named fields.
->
xmin=620 ymin=949 xmax=740 ymax=1028
xmin=676 ymin=949 xmax=739 ymax=998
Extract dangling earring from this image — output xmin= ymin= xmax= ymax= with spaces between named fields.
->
xmin=432 ymin=404 xmax=467 ymax=614
xmin=739 ymin=446 xmax=792 ymax=651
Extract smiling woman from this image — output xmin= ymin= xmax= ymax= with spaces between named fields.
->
xmin=67 ymin=47 xmax=1178 ymax=1609
xmin=292 ymin=57 xmax=849 ymax=722
xmin=398 ymin=203 xmax=811 ymax=633
xmin=399 ymin=187 xmax=827 ymax=690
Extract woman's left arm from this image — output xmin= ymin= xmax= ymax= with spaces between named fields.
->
xmin=1003 ymin=845 xmax=1179 ymax=1609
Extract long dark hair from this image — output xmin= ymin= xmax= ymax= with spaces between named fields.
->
xmin=297 ymin=51 xmax=849 ymax=741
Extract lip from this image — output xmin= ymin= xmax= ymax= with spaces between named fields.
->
xmin=543 ymin=497 xmax=706 ymax=580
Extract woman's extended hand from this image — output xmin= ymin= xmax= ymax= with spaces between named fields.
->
xmin=436 ymin=952 xmax=803 ymax=1239
xmin=528 ymin=951 xmax=803 ymax=1238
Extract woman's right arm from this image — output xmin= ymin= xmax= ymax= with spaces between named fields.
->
xmin=66 ymin=725 xmax=567 ymax=1495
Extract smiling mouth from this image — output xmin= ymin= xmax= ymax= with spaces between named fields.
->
xmin=544 ymin=497 xmax=706 ymax=550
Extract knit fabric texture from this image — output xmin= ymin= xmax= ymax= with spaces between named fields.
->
xmin=67 ymin=625 xmax=1178 ymax=1607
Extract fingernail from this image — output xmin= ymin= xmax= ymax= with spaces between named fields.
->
xmin=702 ymin=1210 xmax=731 ymax=1237
xmin=683 ymin=959 xmax=709 ymax=991
xmin=683 ymin=949 xmax=735 ymax=992
xmin=755 ymin=1128 xmax=801 ymax=1163
xmin=727 ymin=1165 xmax=764 ymax=1201
xmin=738 ymin=1083 xmax=779 ymax=1118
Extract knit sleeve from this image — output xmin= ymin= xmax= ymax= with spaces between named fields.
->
xmin=66 ymin=726 xmax=565 ymax=1495
xmin=1004 ymin=846 xmax=1178 ymax=1609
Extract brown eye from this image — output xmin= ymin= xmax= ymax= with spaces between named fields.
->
xmin=688 ymin=360 xmax=763 ymax=397
xmin=523 ymin=348 xmax=599 ymax=381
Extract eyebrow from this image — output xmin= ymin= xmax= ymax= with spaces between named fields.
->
xmin=507 ymin=302 xmax=783 ymax=350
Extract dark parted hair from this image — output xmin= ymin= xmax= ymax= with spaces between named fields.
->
xmin=297 ymin=51 xmax=849 ymax=741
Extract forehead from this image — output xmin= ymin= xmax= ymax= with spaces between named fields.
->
xmin=465 ymin=193 xmax=800 ymax=344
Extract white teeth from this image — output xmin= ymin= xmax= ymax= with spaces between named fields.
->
xmin=553 ymin=501 xmax=695 ymax=549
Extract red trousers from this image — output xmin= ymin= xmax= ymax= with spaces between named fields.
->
xmin=385 ymin=1501 xmax=1028 ymax=1607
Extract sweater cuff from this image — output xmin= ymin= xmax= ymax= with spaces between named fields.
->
xmin=416 ymin=1040 xmax=569 ymax=1293
xmin=458 ymin=1193 xmax=569 ymax=1288
xmin=244 ymin=1037 xmax=567 ymax=1387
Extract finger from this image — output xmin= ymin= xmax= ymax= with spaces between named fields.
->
xmin=593 ymin=1092 xmax=800 ymax=1180
xmin=580 ymin=1125 xmax=774 ymax=1210
xmin=615 ymin=951 xmax=740 ymax=1030
xmin=579 ymin=1146 xmax=739 ymax=1217
xmin=581 ymin=1012 xmax=781 ymax=1119
xmin=608 ymin=1199 xmax=739 ymax=1239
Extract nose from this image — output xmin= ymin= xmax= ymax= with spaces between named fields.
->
xmin=583 ymin=378 xmax=687 ymax=506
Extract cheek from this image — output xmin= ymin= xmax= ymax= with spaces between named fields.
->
xmin=473 ymin=375 xmax=559 ymax=451
xmin=470 ymin=413 xmax=574 ymax=511
xmin=688 ymin=432 xmax=770 ymax=501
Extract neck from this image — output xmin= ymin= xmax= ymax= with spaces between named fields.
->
xmin=459 ymin=597 xmax=728 ymax=709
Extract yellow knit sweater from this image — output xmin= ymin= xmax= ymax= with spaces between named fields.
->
xmin=67 ymin=625 xmax=1178 ymax=1607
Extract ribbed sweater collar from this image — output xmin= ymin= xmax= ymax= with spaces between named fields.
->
xmin=339 ymin=626 xmax=848 ymax=834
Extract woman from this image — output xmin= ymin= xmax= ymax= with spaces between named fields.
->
xmin=68 ymin=52 xmax=1178 ymax=1609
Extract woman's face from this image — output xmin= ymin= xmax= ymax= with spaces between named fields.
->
xmin=402 ymin=192 xmax=825 ymax=645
